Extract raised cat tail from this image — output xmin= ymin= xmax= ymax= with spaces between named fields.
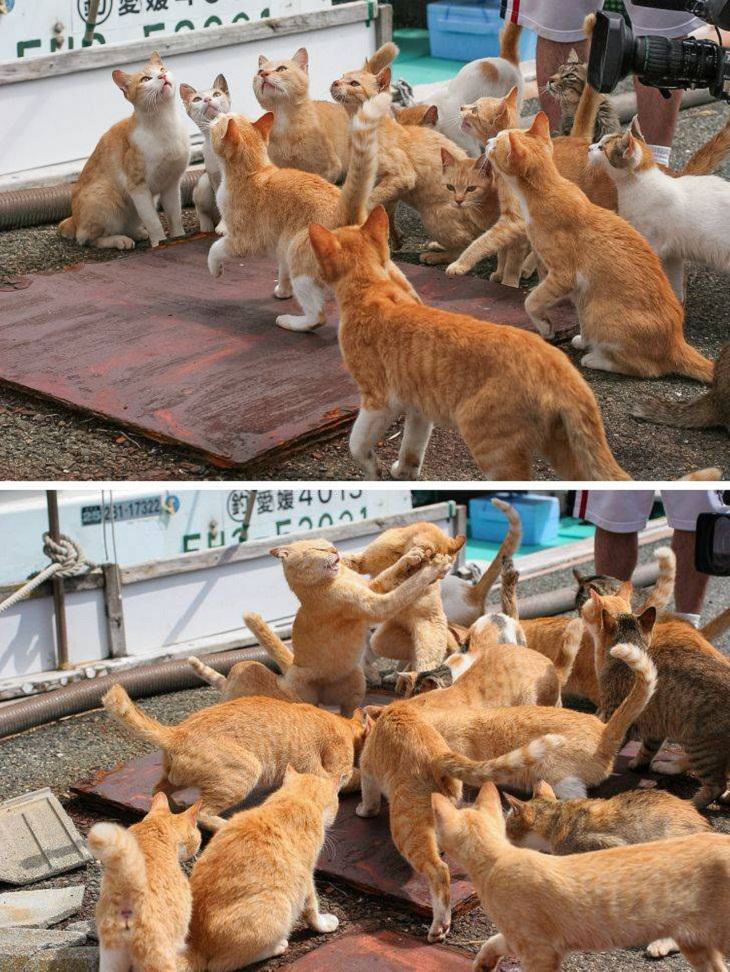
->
xmin=188 ymin=656 xmax=227 ymax=692
xmin=243 ymin=612 xmax=294 ymax=673
xmin=58 ymin=217 xmax=76 ymax=239
xmin=87 ymin=821 xmax=147 ymax=895
xmin=432 ymin=734 xmax=566 ymax=789
xmin=465 ymin=499 xmax=522 ymax=611
xmin=701 ymin=606 xmax=730 ymax=642
xmin=595 ymin=643 xmax=657 ymax=764
xmin=553 ymin=618 xmax=583 ymax=687
xmin=337 ymin=92 xmax=392 ymax=227
xmin=365 ymin=42 xmax=399 ymax=75
xmin=569 ymin=14 xmax=602 ymax=140
xmin=499 ymin=22 xmax=522 ymax=66
xmin=680 ymin=115 xmax=730 ymax=176
xmin=102 ymin=684 xmax=176 ymax=748
xmin=643 ymin=546 xmax=675 ymax=613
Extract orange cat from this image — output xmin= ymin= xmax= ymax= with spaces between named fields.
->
xmin=187 ymin=656 xmax=298 ymax=702
xmin=394 ymin=104 xmax=439 ymax=127
xmin=346 ymin=522 xmax=465 ymax=671
xmin=432 ymin=782 xmax=730 ymax=972
xmin=102 ymin=685 xmax=368 ymax=830
xmin=308 ymin=205 xmax=630 ymax=480
xmin=484 ymin=113 xmax=714 ymax=381
xmin=60 ymin=52 xmax=189 ymax=250
xmin=183 ymin=767 xmax=340 ymax=971
xmin=244 ymin=538 xmax=452 ymax=714
xmin=89 ymin=792 xmax=201 ymax=972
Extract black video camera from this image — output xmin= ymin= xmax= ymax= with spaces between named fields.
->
xmin=588 ymin=0 xmax=730 ymax=101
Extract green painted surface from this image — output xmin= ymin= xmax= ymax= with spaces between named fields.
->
xmin=465 ymin=517 xmax=596 ymax=562
xmin=394 ymin=53 xmax=468 ymax=85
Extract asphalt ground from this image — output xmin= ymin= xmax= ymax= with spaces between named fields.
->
xmin=0 ymin=103 xmax=728 ymax=481
xmin=0 ymin=537 xmax=728 ymax=970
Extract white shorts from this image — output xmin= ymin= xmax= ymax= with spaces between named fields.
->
xmin=501 ymin=0 xmax=704 ymax=42
xmin=574 ymin=490 xmax=727 ymax=533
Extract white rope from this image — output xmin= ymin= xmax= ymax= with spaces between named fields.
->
xmin=0 ymin=533 xmax=96 ymax=616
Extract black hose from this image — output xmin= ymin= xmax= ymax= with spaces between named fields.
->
xmin=0 ymin=645 xmax=271 ymax=740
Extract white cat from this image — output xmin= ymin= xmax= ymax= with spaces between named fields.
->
xmin=180 ymin=75 xmax=231 ymax=233
xmin=590 ymin=116 xmax=730 ymax=302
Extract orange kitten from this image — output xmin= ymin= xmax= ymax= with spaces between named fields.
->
xmin=485 ymin=113 xmax=713 ymax=381
xmin=102 ymin=685 xmax=368 ymax=830
xmin=183 ymin=767 xmax=340 ymax=971
xmin=433 ymin=781 xmax=730 ymax=972
xmin=394 ymin=103 xmax=439 ymax=127
xmin=308 ymin=206 xmax=630 ymax=480
xmin=60 ymin=52 xmax=189 ymax=250
xmin=89 ymin=792 xmax=201 ymax=972
xmin=187 ymin=656 xmax=298 ymax=702
xmin=244 ymin=538 xmax=452 ymax=714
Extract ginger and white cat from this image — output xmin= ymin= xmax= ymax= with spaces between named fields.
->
xmin=102 ymin=684 xmax=368 ymax=830
xmin=60 ymin=52 xmax=188 ymax=250
xmin=187 ymin=655 xmax=297 ymax=702
xmin=432 ymin=781 xmax=730 ymax=972
xmin=183 ymin=767 xmax=340 ymax=972
xmin=244 ymin=537 xmax=452 ymax=714
xmin=308 ymin=206 xmax=630 ymax=480
xmin=180 ymin=74 xmax=231 ymax=232
xmin=207 ymin=93 xmax=408 ymax=332
xmin=591 ymin=115 xmax=730 ymax=301
xmin=89 ymin=792 xmax=201 ymax=972
xmin=484 ymin=113 xmax=714 ymax=381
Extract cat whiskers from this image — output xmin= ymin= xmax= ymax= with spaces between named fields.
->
xmin=321 ymin=833 xmax=337 ymax=859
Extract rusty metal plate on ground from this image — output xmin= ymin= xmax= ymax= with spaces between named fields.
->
xmin=287 ymin=929 xmax=474 ymax=970
xmin=0 ymin=238 xmax=575 ymax=467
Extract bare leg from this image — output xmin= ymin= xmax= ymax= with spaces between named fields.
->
xmin=391 ymin=411 xmax=433 ymax=480
xmin=672 ymin=529 xmax=709 ymax=614
xmin=349 ymin=406 xmax=395 ymax=479
xmin=594 ymin=527 xmax=638 ymax=581
xmin=302 ymin=878 xmax=339 ymax=933
xmin=537 ymin=37 xmax=589 ymax=132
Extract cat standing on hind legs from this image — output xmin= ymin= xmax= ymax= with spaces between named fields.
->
xmin=59 ymin=52 xmax=189 ymax=251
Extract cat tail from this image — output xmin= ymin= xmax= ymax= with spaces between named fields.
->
xmin=643 ymin=546 xmax=676 ymax=613
xmin=465 ymin=499 xmax=522 ymax=611
xmin=700 ymin=606 xmax=730 ymax=642
xmin=337 ymin=92 xmax=392 ymax=227
xmin=560 ymin=397 xmax=631 ymax=480
xmin=58 ymin=217 xmax=76 ymax=239
xmin=188 ymin=655 xmax=227 ymax=692
xmin=102 ymin=684 xmax=176 ymax=748
xmin=671 ymin=343 xmax=715 ymax=384
xmin=243 ymin=612 xmax=294 ymax=673
xmin=567 ymin=14 xmax=601 ymax=139
xmin=680 ymin=116 xmax=730 ymax=176
xmin=553 ymin=618 xmax=583 ymax=687
xmin=365 ymin=42 xmax=399 ymax=75
xmin=432 ymin=734 xmax=566 ymax=789
xmin=87 ymin=822 xmax=147 ymax=894
xmin=499 ymin=22 xmax=522 ymax=66
xmin=596 ymin=643 xmax=657 ymax=764
xmin=632 ymin=389 xmax=720 ymax=430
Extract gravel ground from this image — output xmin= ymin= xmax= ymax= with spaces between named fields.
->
xmin=0 ymin=103 xmax=728 ymax=481
xmin=0 ymin=539 xmax=728 ymax=970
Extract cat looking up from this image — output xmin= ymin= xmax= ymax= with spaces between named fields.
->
xmin=180 ymin=75 xmax=231 ymax=233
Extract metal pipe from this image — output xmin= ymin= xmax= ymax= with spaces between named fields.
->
xmin=82 ymin=0 xmax=101 ymax=47
xmin=517 ymin=560 xmax=660 ymax=620
xmin=46 ymin=491 xmax=70 ymax=671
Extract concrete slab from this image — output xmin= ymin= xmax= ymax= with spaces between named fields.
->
xmin=0 ymin=788 xmax=92 ymax=886
xmin=287 ymin=929 xmax=474 ymax=970
xmin=0 ymin=886 xmax=85 ymax=929
xmin=0 ymin=926 xmax=90 ymax=956
xmin=22 ymin=946 xmax=99 ymax=972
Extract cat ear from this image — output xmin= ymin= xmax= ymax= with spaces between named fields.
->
xmin=504 ymin=85 xmax=519 ymax=107
xmin=222 ymin=116 xmax=241 ymax=148
xmin=534 ymin=780 xmax=557 ymax=801
xmin=422 ymin=104 xmax=438 ymax=126
xmin=364 ymin=704 xmax=385 ymax=720
xmin=149 ymin=792 xmax=170 ymax=814
xmin=253 ymin=112 xmax=275 ymax=143
xmin=292 ymin=47 xmax=309 ymax=72
xmin=440 ymin=147 xmax=456 ymax=171
xmin=258 ymin=54 xmax=268 ymax=69
xmin=507 ymin=130 xmax=525 ymax=164
xmin=185 ymin=799 xmax=203 ymax=823
xmin=629 ymin=114 xmax=644 ymax=141
xmin=474 ymin=154 xmax=491 ymax=177
xmin=567 ymin=48 xmax=580 ymax=64
xmin=309 ymin=223 xmax=343 ymax=280
xmin=619 ymin=130 xmax=636 ymax=160
xmin=270 ymin=545 xmax=294 ymax=560
xmin=618 ymin=580 xmax=633 ymax=603
xmin=502 ymin=792 xmax=524 ymax=813
xmin=573 ymin=568 xmax=588 ymax=585
xmin=112 ymin=69 xmax=132 ymax=93
xmin=179 ymin=83 xmax=196 ymax=104
xmin=528 ymin=111 xmax=551 ymax=142
xmin=431 ymin=792 xmax=460 ymax=837
xmin=360 ymin=205 xmax=390 ymax=251
xmin=449 ymin=534 xmax=467 ymax=555
xmin=601 ymin=607 xmax=617 ymax=632
xmin=149 ymin=50 xmax=163 ymax=68
xmin=637 ymin=605 xmax=656 ymax=638
xmin=214 ymin=74 xmax=229 ymax=96
xmin=474 ymin=781 xmax=503 ymax=819
xmin=376 ymin=67 xmax=391 ymax=92
xmin=283 ymin=763 xmax=300 ymax=784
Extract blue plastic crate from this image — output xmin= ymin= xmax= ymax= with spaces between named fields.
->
xmin=469 ymin=493 xmax=560 ymax=547
xmin=427 ymin=0 xmax=537 ymax=63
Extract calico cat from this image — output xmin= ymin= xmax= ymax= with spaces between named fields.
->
xmin=187 ymin=656 xmax=298 ymax=702
xmin=634 ymin=342 xmax=730 ymax=431
xmin=59 ymin=52 xmax=189 ymax=250
xmin=207 ymin=93 xmax=398 ymax=332
xmin=545 ymin=49 xmax=621 ymax=139
xmin=346 ymin=523 xmax=464 ymax=671
xmin=591 ymin=116 xmax=730 ymax=301
xmin=308 ymin=206 xmax=630 ymax=480
xmin=102 ymin=685 xmax=369 ymax=830
xmin=432 ymin=782 xmax=730 ymax=972
xmin=183 ymin=767 xmax=340 ymax=972
xmin=485 ymin=113 xmax=714 ymax=381
xmin=89 ymin=793 xmax=201 ymax=972
xmin=583 ymin=588 xmax=730 ymax=808
xmin=244 ymin=538 xmax=452 ymax=714
xmin=180 ymin=74 xmax=231 ymax=232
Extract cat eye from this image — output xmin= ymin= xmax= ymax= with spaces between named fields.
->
xmin=192 ymin=96 xmax=202 ymax=102
xmin=276 ymin=66 xmax=287 ymax=72
xmin=446 ymin=184 xmax=455 ymax=192
xmin=466 ymin=186 xmax=476 ymax=192
xmin=213 ymin=91 xmax=222 ymax=97
xmin=141 ymin=75 xmax=152 ymax=82
xmin=350 ymin=80 xmax=361 ymax=87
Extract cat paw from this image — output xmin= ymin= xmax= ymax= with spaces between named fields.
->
xmin=273 ymin=283 xmax=293 ymax=300
xmin=276 ymin=314 xmax=326 ymax=332
xmin=646 ymin=938 xmax=679 ymax=958
xmin=425 ymin=554 xmax=453 ymax=582
xmin=355 ymin=802 xmax=379 ymax=818
xmin=208 ymin=255 xmax=224 ymax=277
xmin=115 ymin=236 xmax=136 ymax=250
xmin=131 ymin=227 xmax=149 ymax=242
xmin=149 ymin=234 xmax=166 ymax=249
xmin=311 ymin=913 xmax=339 ymax=934
xmin=649 ymin=757 xmax=684 ymax=776
xmin=427 ymin=919 xmax=450 ymax=943
xmin=215 ymin=220 xmax=228 ymax=236
xmin=445 ymin=262 xmax=468 ymax=276
xmin=489 ymin=269 xmax=503 ymax=283
xmin=273 ymin=939 xmax=289 ymax=957
xmin=426 ymin=241 xmax=445 ymax=252
xmin=198 ymin=217 xmax=215 ymax=234
xmin=390 ymin=459 xmax=420 ymax=480
xmin=571 ymin=334 xmax=587 ymax=350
